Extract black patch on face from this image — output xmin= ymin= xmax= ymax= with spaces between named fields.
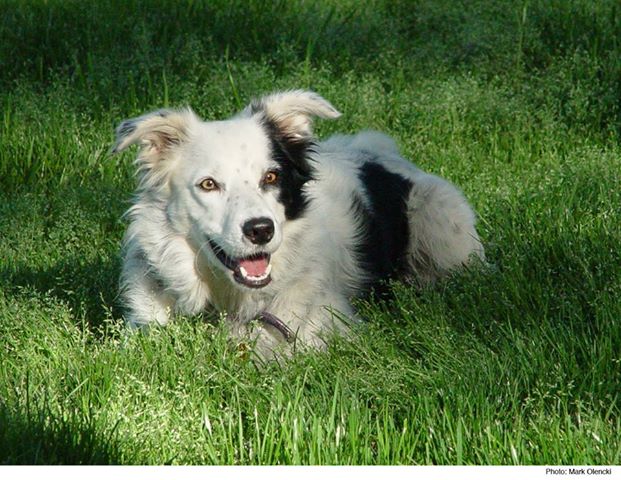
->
xmin=355 ymin=160 xmax=413 ymax=293
xmin=259 ymin=115 xmax=315 ymax=220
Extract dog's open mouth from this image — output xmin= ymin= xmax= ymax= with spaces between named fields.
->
xmin=208 ymin=239 xmax=272 ymax=288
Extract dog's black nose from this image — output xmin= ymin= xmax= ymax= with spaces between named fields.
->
xmin=242 ymin=217 xmax=274 ymax=245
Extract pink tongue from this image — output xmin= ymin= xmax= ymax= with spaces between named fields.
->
xmin=239 ymin=256 xmax=269 ymax=277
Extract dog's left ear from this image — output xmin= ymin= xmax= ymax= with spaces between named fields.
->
xmin=244 ymin=90 xmax=341 ymax=140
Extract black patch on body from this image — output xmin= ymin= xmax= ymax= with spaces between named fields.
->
xmin=356 ymin=160 xmax=413 ymax=293
xmin=259 ymin=116 xmax=315 ymax=220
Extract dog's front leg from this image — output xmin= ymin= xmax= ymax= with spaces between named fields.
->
xmin=120 ymin=254 xmax=175 ymax=328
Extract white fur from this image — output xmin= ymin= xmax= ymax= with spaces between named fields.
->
xmin=114 ymin=90 xmax=484 ymax=357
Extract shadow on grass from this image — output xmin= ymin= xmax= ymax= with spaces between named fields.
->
xmin=0 ymin=184 xmax=128 ymax=331
xmin=0 ymin=404 xmax=129 ymax=465
xmin=0 ymin=0 xmax=400 ymax=86
xmin=0 ymin=255 xmax=123 ymax=331
xmin=3 ymin=0 xmax=619 ymax=86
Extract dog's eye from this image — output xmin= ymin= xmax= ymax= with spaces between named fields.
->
xmin=263 ymin=171 xmax=279 ymax=186
xmin=198 ymin=178 xmax=219 ymax=191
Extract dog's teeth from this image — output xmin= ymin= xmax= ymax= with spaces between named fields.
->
xmin=238 ymin=263 xmax=271 ymax=281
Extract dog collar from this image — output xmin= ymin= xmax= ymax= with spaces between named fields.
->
xmin=258 ymin=311 xmax=295 ymax=344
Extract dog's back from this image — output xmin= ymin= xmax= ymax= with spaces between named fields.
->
xmin=312 ymin=131 xmax=484 ymax=289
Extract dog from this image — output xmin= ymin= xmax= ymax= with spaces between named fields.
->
xmin=113 ymin=90 xmax=484 ymax=356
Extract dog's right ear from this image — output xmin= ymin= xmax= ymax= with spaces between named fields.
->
xmin=112 ymin=108 xmax=197 ymax=161
xmin=242 ymin=90 xmax=341 ymax=142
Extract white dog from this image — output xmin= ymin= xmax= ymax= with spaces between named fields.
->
xmin=113 ymin=90 xmax=484 ymax=355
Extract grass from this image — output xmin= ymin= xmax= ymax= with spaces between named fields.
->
xmin=1 ymin=0 xmax=620 ymax=465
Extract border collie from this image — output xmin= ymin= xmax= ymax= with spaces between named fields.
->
xmin=113 ymin=90 xmax=484 ymax=356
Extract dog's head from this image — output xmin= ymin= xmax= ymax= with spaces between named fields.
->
xmin=113 ymin=90 xmax=340 ymax=289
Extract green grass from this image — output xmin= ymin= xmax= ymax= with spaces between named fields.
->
xmin=1 ymin=0 xmax=620 ymax=465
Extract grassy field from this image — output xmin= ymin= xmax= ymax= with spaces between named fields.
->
xmin=1 ymin=0 xmax=620 ymax=465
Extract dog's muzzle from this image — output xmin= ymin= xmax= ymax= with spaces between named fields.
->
xmin=208 ymin=239 xmax=272 ymax=288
